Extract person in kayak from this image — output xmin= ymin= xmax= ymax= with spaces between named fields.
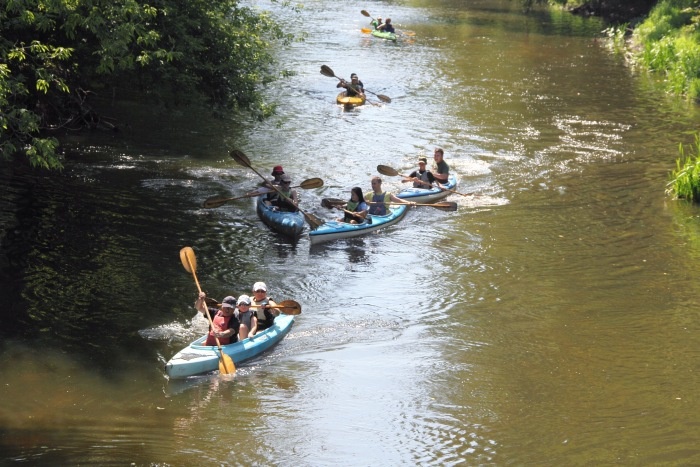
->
xmin=371 ymin=16 xmax=383 ymax=30
xmin=236 ymin=295 xmax=256 ymax=340
xmin=336 ymin=187 xmax=368 ymax=224
xmin=403 ymin=156 xmax=438 ymax=188
xmin=433 ymin=148 xmax=450 ymax=184
xmin=195 ymin=293 xmax=240 ymax=345
xmin=377 ymin=18 xmax=395 ymax=34
xmin=250 ymin=281 xmax=279 ymax=335
xmin=264 ymin=174 xmax=299 ymax=211
xmin=254 ymin=165 xmax=286 ymax=195
xmin=365 ymin=176 xmax=413 ymax=216
xmin=337 ymin=73 xmax=365 ymax=98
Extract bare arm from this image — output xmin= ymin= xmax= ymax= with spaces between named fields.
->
xmin=267 ymin=299 xmax=280 ymax=317
xmin=390 ymin=193 xmax=413 ymax=204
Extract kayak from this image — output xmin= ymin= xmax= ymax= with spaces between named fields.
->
xmin=397 ymin=174 xmax=458 ymax=204
xmin=165 ymin=314 xmax=295 ymax=378
xmin=336 ymin=92 xmax=366 ymax=107
xmin=256 ymin=195 xmax=305 ymax=240
xmin=371 ymin=30 xmax=397 ymax=42
xmin=309 ymin=204 xmax=407 ymax=245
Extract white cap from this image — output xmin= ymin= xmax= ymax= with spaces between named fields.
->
xmin=253 ymin=282 xmax=267 ymax=292
xmin=237 ymin=295 xmax=252 ymax=306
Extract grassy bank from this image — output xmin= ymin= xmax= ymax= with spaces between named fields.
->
xmin=631 ymin=0 xmax=700 ymax=101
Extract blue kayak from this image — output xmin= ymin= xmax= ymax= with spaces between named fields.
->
xmin=397 ymin=174 xmax=458 ymax=204
xmin=256 ymin=195 xmax=305 ymax=240
xmin=309 ymin=205 xmax=408 ymax=245
xmin=165 ymin=314 xmax=295 ymax=378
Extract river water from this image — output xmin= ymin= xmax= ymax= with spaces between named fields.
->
xmin=2 ymin=0 xmax=700 ymax=464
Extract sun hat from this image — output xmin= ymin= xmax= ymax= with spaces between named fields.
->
xmin=271 ymin=165 xmax=284 ymax=175
xmin=221 ymin=296 xmax=237 ymax=308
xmin=253 ymin=282 xmax=267 ymax=292
xmin=237 ymin=295 xmax=252 ymax=306
xmin=280 ymin=174 xmax=292 ymax=183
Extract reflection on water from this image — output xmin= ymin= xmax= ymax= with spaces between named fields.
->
xmin=3 ymin=0 xmax=700 ymax=464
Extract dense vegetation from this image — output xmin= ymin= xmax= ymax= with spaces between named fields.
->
xmin=0 ymin=0 xmax=293 ymax=169
xmin=629 ymin=0 xmax=700 ymax=201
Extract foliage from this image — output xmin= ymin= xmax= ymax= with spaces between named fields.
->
xmin=632 ymin=0 xmax=700 ymax=99
xmin=667 ymin=133 xmax=700 ymax=202
xmin=0 ymin=0 xmax=293 ymax=169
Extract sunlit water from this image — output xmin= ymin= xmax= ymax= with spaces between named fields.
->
xmin=2 ymin=0 xmax=700 ymax=464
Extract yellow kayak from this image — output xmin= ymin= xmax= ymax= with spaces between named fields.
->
xmin=336 ymin=92 xmax=366 ymax=107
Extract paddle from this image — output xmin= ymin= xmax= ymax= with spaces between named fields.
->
xmin=368 ymin=201 xmax=458 ymax=211
xmin=361 ymin=27 xmax=372 ymax=33
xmin=229 ymin=149 xmax=325 ymax=230
xmin=320 ymin=65 xmax=392 ymax=104
xmin=179 ymin=247 xmax=235 ymax=375
xmin=361 ymin=10 xmax=375 ymax=21
xmin=204 ymin=297 xmax=302 ymax=315
xmin=322 ymin=197 xmax=456 ymax=211
xmin=203 ymin=177 xmax=324 ymax=209
xmin=320 ymin=200 xmax=366 ymax=222
xmin=321 ymin=198 xmax=348 ymax=209
xmin=377 ymin=164 xmax=478 ymax=198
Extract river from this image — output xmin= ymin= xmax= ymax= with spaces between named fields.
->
xmin=2 ymin=0 xmax=700 ymax=464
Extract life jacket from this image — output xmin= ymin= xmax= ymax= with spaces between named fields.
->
xmin=414 ymin=170 xmax=432 ymax=188
xmin=252 ymin=297 xmax=276 ymax=330
xmin=344 ymin=200 xmax=368 ymax=223
xmin=206 ymin=310 xmax=237 ymax=345
xmin=365 ymin=191 xmax=391 ymax=216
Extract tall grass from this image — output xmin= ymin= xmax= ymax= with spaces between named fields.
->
xmin=633 ymin=0 xmax=700 ymax=100
xmin=667 ymin=133 xmax=700 ymax=202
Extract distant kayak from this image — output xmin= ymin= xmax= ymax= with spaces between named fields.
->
xmin=371 ymin=30 xmax=397 ymax=42
xmin=336 ymin=92 xmax=366 ymax=107
xmin=397 ymin=174 xmax=458 ymax=204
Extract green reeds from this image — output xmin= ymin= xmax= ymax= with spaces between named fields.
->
xmin=667 ymin=133 xmax=700 ymax=202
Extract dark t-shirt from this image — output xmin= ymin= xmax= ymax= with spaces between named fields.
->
xmin=434 ymin=160 xmax=449 ymax=182
xmin=346 ymin=80 xmax=364 ymax=97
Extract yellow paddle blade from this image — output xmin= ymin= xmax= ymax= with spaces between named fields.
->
xmin=361 ymin=28 xmax=371 ymax=33
xmin=219 ymin=354 xmax=236 ymax=374
xmin=277 ymin=299 xmax=302 ymax=315
xmin=179 ymin=247 xmax=196 ymax=273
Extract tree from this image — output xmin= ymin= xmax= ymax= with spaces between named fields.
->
xmin=0 ymin=0 xmax=293 ymax=169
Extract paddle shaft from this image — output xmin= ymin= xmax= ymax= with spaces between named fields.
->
xmin=182 ymin=250 xmax=234 ymax=374
xmin=204 ymin=179 xmax=322 ymax=209
xmin=204 ymin=297 xmax=301 ymax=314
xmin=332 ymin=203 xmax=366 ymax=220
xmin=367 ymin=201 xmax=453 ymax=208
